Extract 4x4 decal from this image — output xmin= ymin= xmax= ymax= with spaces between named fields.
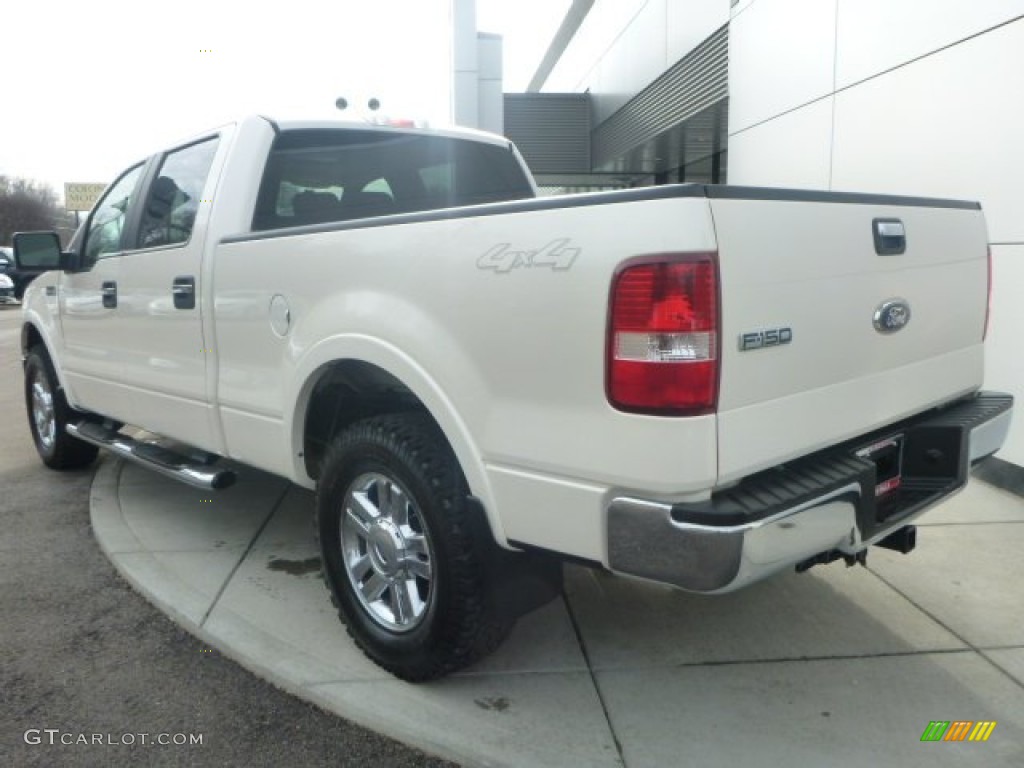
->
xmin=477 ymin=238 xmax=580 ymax=274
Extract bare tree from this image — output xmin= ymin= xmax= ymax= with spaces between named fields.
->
xmin=0 ymin=176 xmax=76 ymax=245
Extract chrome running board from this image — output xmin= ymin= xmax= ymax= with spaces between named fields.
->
xmin=66 ymin=422 xmax=236 ymax=490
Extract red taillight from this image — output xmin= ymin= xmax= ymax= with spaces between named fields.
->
xmin=607 ymin=255 xmax=719 ymax=414
xmin=983 ymin=245 xmax=992 ymax=341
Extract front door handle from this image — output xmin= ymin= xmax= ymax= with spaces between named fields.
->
xmin=172 ymin=276 xmax=195 ymax=310
xmin=101 ymin=281 xmax=117 ymax=308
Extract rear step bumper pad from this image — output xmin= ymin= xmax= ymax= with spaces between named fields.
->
xmin=607 ymin=392 xmax=1013 ymax=593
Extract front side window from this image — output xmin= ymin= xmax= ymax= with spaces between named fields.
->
xmin=83 ymin=165 xmax=144 ymax=264
xmin=137 ymin=137 xmax=219 ymax=249
xmin=253 ymin=129 xmax=534 ymax=231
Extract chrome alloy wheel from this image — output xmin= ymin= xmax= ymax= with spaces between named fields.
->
xmin=30 ymin=368 xmax=56 ymax=452
xmin=340 ymin=472 xmax=434 ymax=632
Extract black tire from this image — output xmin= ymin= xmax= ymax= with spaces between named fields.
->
xmin=315 ymin=413 xmax=514 ymax=681
xmin=24 ymin=345 xmax=99 ymax=469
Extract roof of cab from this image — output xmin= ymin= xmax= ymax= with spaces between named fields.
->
xmin=266 ymin=116 xmax=512 ymax=148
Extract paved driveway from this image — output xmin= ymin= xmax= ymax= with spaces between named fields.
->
xmin=93 ymin=442 xmax=1024 ymax=766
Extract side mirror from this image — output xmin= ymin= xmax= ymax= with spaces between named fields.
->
xmin=13 ymin=232 xmax=62 ymax=270
xmin=13 ymin=231 xmax=80 ymax=272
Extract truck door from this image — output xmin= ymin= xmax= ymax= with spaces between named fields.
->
xmin=59 ymin=163 xmax=148 ymax=424
xmin=111 ymin=135 xmax=225 ymax=453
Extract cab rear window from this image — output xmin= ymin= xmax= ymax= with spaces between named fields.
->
xmin=252 ymin=129 xmax=534 ymax=231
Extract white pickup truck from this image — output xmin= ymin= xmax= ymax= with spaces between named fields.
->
xmin=13 ymin=115 xmax=1013 ymax=680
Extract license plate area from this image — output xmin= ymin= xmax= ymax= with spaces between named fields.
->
xmin=857 ymin=435 xmax=904 ymax=498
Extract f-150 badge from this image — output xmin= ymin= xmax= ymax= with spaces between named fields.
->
xmin=739 ymin=327 xmax=793 ymax=351
xmin=873 ymin=299 xmax=911 ymax=334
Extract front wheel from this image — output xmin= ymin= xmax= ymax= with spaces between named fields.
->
xmin=316 ymin=413 xmax=513 ymax=681
xmin=24 ymin=345 xmax=98 ymax=469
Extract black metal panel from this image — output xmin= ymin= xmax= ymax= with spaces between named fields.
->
xmin=592 ymin=24 xmax=730 ymax=171
xmin=503 ymin=93 xmax=591 ymax=175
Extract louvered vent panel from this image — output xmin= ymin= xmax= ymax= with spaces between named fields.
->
xmin=592 ymin=24 xmax=729 ymax=169
xmin=503 ymin=94 xmax=591 ymax=175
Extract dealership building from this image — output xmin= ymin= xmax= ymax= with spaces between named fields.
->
xmin=453 ymin=0 xmax=1024 ymax=471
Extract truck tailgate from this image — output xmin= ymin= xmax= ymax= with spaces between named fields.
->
xmin=709 ymin=190 xmax=989 ymax=485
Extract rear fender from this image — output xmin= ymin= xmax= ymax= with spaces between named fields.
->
xmin=287 ymin=334 xmax=507 ymax=546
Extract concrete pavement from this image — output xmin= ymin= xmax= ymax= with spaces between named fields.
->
xmin=90 ymin=449 xmax=1024 ymax=767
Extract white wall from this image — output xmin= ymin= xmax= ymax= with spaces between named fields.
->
xmin=452 ymin=0 xmax=479 ymax=127
xmin=728 ymin=0 xmax=837 ymax=135
xmin=476 ymin=32 xmax=505 ymax=135
xmin=453 ymin=0 xmax=504 ymax=134
xmin=728 ymin=0 xmax=1024 ymax=465
xmin=987 ymin=245 xmax=1024 ymax=464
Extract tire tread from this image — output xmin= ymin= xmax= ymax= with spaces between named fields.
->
xmin=315 ymin=413 xmax=512 ymax=681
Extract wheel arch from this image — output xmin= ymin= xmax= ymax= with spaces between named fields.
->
xmin=288 ymin=335 xmax=506 ymax=546
xmin=21 ymin=317 xmax=74 ymax=399
xmin=22 ymin=320 xmax=44 ymax=357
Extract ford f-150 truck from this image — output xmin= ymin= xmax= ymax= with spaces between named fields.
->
xmin=12 ymin=115 xmax=1013 ymax=680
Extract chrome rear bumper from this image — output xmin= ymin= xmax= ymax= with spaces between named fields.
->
xmin=607 ymin=393 xmax=1013 ymax=593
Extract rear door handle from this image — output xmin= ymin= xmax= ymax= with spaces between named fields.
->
xmin=101 ymin=281 xmax=117 ymax=308
xmin=172 ymin=276 xmax=195 ymax=310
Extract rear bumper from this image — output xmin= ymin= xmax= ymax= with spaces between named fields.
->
xmin=607 ymin=392 xmax=1013 ymax=593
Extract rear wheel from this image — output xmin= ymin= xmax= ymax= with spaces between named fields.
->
xmin=316 ymin=413 xmax=514 ymax=681
xmin=24 ymin=346 xmax=99 ymax=469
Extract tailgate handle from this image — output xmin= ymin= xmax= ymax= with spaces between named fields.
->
xmin=873 ymin=218 xmax=906 ymax=255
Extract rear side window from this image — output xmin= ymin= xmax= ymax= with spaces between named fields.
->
xmin=138 ymin=137 xmax=219 ymax=249
xmin=253 ymin=129 xmax=533 ymax=231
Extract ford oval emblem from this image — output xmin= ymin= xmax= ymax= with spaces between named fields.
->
xmin=873 ymin=299 xmax=911 ymax=334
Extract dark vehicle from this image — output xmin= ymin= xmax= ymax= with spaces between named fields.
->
xmin=0 ymin=245 xmax=42 ymax=299
xmin=0 ymin=248 xmax=13 ymax=301
xmin=0 ymin=273 xmax=15 ymax=304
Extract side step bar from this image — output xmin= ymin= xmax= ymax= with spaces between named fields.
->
xmin=66 ymin=422 xmax=236 ymax=491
